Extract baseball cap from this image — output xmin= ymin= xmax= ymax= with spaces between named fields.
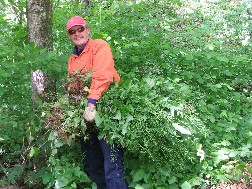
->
xmin=66 ymin=16 xmax=86 ymax=31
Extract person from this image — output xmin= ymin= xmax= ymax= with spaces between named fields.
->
xmin=66 ymin=16 xmax=128 ymax=189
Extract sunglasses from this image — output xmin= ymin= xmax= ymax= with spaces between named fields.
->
xmin=68 ymin=26 xmax=86 ymax=35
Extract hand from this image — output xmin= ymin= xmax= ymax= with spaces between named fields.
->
xmin=84 ymin=106 xmax=96 ymax=122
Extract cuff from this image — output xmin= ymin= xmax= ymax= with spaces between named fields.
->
xmin=88 ymin=98 xmax=98 ymax=106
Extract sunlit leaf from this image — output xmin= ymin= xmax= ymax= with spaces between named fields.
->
xmin=172 ymin=123 xmax=191 ymax=135
xmin=181 ymin=181 xmax=191 ymax=189
xmin=113 ymin=111 xmax=121 ymax=120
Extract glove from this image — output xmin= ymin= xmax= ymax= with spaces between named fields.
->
xmin=84 ymin=106 xmax=97 ymax=122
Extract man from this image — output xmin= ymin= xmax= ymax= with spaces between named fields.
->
xmin=66 ymin=16 xmax=128 ymax=189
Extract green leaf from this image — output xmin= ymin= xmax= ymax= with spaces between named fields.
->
xmin=135 ymin=184 xmax=145 ymax=189
xmin=71 ymin=182 xmax=77 ymax=188
xmin=235 ymin=163 xmax=245 ymax=172
xmin=214 ymin=84 xmax=222 ymax=89
xmin=55 ymin=139 xmax=64 ymax=148
xmin=122 ymin=124 xmax=127 ymax=135
xmin=172 ymin=123 xmax=191 ymax=135
xmin=55 ymin=179 xmax=67 ymax=189
xmin=73 ymin=117 xmax=80 ymax=127
xmin=131 ymin=42 xmax=139 ymax=47
xmin=209 ymin=115 xmax=215 ymax=123
xmin=48 ymin=131 xmax=58 ymax=141
xmin=42 ymin=172 xmax=52 ymax=184
xmin=91 ymin=182 xmax=97 ymax=189
xmin=49 ymin=156 xmax=56 ymax=165
xmin=125 ymin=114 xmax=133 ymax=124
xmin=246 ymin=165 xmax=252 ymax=174
xmin=181 ymin=181 xmax=191 ymax=189
xmin=168 ymin=176 xmax=177 ymax=184
xmin=95 ymin=113 xmax=102 ymax=126
xmin=0 ymin=90 xmax=4 ymax=98
xmin=29 ymin=146 xmax=38 ymax=158
xmin=132 ymin=169 xmax=146 ymax=182
xmin=207 ymin=43 xmax=214 ymax=50
xmin=229 ymin=151 xmax=238 ymax=158
xmin=52 ymin=149 xmax=58 ymax=156
xmin=113 ymin=111 xmax=121 ymax=120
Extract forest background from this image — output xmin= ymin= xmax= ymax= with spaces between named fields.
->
xmin=0 ymin=0 xmax=251 ymax=188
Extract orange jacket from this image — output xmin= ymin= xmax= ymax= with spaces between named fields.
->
xmin=68 ymin=39 xmax=120 ymax=101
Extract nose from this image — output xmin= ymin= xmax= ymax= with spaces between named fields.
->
xmin=75 ymin=30 xmax=84 ymax=36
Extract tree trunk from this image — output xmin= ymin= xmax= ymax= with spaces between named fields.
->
xmin=30 ymin=70 xmax=56 ymax=103
xmin=27 ymin=0 xmax=53 ymax=50
xmin=27 ymin=0 xmax=55 ymax=103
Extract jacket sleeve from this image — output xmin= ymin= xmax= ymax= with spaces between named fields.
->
xmin=87 ymin=40 xmax=118 ymax=100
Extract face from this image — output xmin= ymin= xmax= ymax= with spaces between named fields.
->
xmin=68 ymin=25 xmax=90 ymax=50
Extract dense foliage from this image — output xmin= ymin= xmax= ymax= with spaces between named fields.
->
xmin=0 ymin=0 xmax=251 ymax=188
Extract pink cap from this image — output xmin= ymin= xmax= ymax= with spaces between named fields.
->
xmin=66 ymin=16 xmax=86 ymax=31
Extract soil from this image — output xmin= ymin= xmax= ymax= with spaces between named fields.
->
xmin=209 ymin=163 xmax=252 ymax=189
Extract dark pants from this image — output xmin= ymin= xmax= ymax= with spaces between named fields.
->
xmin=79 ymin=132 xmax=128 ymax=189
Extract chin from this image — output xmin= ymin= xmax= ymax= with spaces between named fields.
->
xmin=75 ymin=40 xmax=87 ymax=46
